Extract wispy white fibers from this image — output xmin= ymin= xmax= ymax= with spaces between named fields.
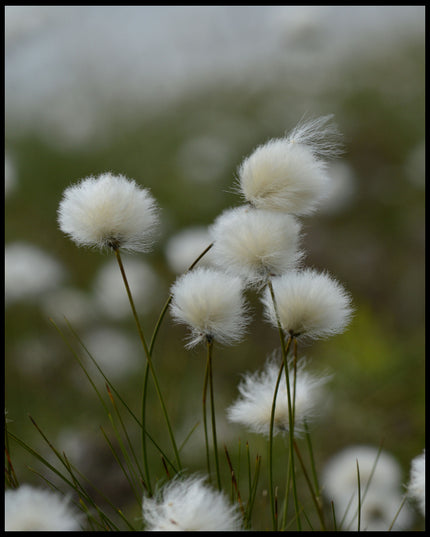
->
xmin=262 ymin=268 xmax=353 ymax=339
xmin=237 ymin=115 xmax=343 ymax=215
xmin=170 ymin=267 xmax=249 ymax=348
xmin=5 ymin=484 xmax=83 ymax=531
xmin=321 ymin=445 xmax=414 ymax=531
xmin=210 ymin=205 xmax=303 ymax=286
xmin=58 ymin=172 xmax=159 ymax=252
xmin=142 ymin=475 xmax=243 ymax=531
xmin=227 ymin=354 xmax=330 ymax=436
xmin=407 ymin=449 xmax=425 ymax=517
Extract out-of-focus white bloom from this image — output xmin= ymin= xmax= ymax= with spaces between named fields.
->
xmin=227 ymin=355 xmax=330 ymax=436
xmin=142 ymin=475 xmax=243 ymax=531
xmin=92 ymin=256 xmax=163 ymax=320
xmin=321 ymin=445 xmax=414 ymax=531
xmin=170 ymin=267 xmax=249 ymax=348
xmin=407 ymin=449 xmax=425 ymax=517
xmin=83 ymin=327 xmax=140 ymax=380
xmin=317 ymin=161 xmax=356 ymax=215
xmin=57 ymin=172 xmax=159 ymax=252
xmin=5 ymin=484 xmax=83 ymax=531
xmin=237 ymin=115 xmax=342 ymax=215
xmin=165 ymin=226 xmax=215 ymax=274
xmin=42 ymin=287 xmax=98 ymax=326
xmin=262 ymin=268 xmax=353 ymax=339
xmin=5 ymin=242 xmax=66 ymax=305
xmin=5 ymin=152 xmax=18 ymax=197
xmin=210 ymin=205 xmax=303 ymax=286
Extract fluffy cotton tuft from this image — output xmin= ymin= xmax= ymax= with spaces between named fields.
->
xmin=142 ymin=475 xmax=243 ymax=531
xmin=227 ymin=355 xmax=330 ymax=436
xmin=5 ymin=485 xmax=83 ymax=531
xmin=321 ymin=445 xmax=414 ymax=531
xmin=170 ymin=267 xmax=249 ymax=348
xmin=237 ymin=115 xmax=343 ymax=215
xmin=209 ymin=205 xmax=303 ymax=286
xmin=58 ymin=172 xmax=159 ymax=252
xmin=407 ymin=449 xmax=425 ymax=517
xmin=262 ymin=268 xmax=353 ymax=339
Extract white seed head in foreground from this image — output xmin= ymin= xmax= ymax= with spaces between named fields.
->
xmin=262 ymin=268 xmax=353 ymax=339
xmin=142 ymin=475 xmax=243 ymax=531
xmin=237 ymin=115 xmax=343 ymax=215
xmin=57 ymin=172 xmax=159 ymax=252
xmin=407 ymin=449 xmax=425 ymax=517
xmin=210 ymin=205 xmax=303 ymax=286
xmin=169 ymin=267 xmax=249 ymax=348
xmin=5 ymin=485 xmax=83 ymax=531
xmin=321 ymin=445 xmax=413 ymax=531
xmin=227 ymin=355 xmax=330 ymax=437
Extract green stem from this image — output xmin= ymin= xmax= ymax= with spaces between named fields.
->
xmin=268 ymin=279 xmax=301 ymax=531
xmin=202 ymin=354 xmax=212 ymax=479
xmin=207 ymin=337 xmax=222 ymax=490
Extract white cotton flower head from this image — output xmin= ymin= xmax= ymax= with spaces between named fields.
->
xmin=92 ymin=256 xmax=163 ymax=320
xmin=407 ymin=449 xmax=425 ymax=517
xmin=142 ymin=475 xmax=243 ymax=531
xmin=5 ymin=241 xmax=66 ymax=305
xmin=165 ymin=226 xmax=215 ymax=274
xmin=237 ymin=115 xmax=343 ymax=215
xmin=321 ymin=445 xmax=414 ymax=531
xmin=209 ymin=205 xmax=303 ymax=286
xmin=57 ymin=172 xmax=159 ymax=252
xmin=169 ymin=267 xmax=249 ymax=348
xmin=262 ymin=268 xmax=353 ymax=340
xmin=5 ymin=485 xmax=83 ymax=531
xmin=227 ymin=354 xmax=330 ymax=437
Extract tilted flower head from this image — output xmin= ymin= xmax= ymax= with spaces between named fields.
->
xmin=321 ymin=445 xmax=414 ymax=531
xmin=142 ymin=475 xmax=243 ymax=531
xmin=262 ymin=268 xmax=353 ymax=339
xmin=237 ymin=115 xmax=343 ymax=215
xmin=5 ymin=484 xmax=83 ymax=531
xmin=407 ymin=449 xmax=425 ymax=517
xmin=170 ymin=267 xmax=249 ymax=348
xmin=227 ymin=354 xmax=330 ymax=436
xmin=57 ymin=172 xmax=159 ymax=252
xmin=209 ymin=205 xmax=303 ymax=286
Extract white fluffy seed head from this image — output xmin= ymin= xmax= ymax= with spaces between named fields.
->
xmin=262 ymin=268 xmax=353 ymax=340
xmin=5 ymin=485 xmax=83 ymax=531
xmin=209 ymin=205 xmax=303 ymax=287
xmin=227 ymin=354 xmax=330 ymax=437
xmin=57 ymin=172 xmax=159 ymax=252
xmin=237 ymin=115 xmax=343 ymax=215
xmin=142 ymin=475 xmax=243 ymax=531
xmin=407 ymin=449 xmax=425 ymax=517
xmin=169 ymin=267 xmax=249 ymax=348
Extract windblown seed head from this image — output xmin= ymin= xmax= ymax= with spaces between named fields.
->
xmin=170 ymin=267 xmax=249 ymax=348
xmin=227 ymin=354 xmax=330 ymax=437
xmin=142 ymin=475 xmax=243 ymax=531
xmin=407 ymin=449 xmax=425 ymax=517
xmin=57 ymin=172 xmax=159 ymax=252
xmin=5 ymin=485 xmax=83 ymax=531
xmin=210 ymin=205 xmax=303 ymax=286
xmin=237 ymin=115 xmax=343 ymax=215
xmin=262 ymin=268 xmax=353 ymax=340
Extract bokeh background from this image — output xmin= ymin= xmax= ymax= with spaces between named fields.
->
xmin=5 ymin=5 xmax=425 ymax=530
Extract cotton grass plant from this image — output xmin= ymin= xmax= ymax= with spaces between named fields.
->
xmin=5 ymin=116 xmax=423 ymax=531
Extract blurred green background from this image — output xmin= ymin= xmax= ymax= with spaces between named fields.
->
xmin=5 ymin=6 xmax=424 ymax=530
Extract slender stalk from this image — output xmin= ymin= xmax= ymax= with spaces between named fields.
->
xmin=206 ymin=337 xmax=222 ymax=490
xmin=202 ymin=354 xmax=212 ymax=479
xmin=268 ymin=279 xmax=301 ymax=531
xmin=356 ymin=459 xmax=361 ymax=532
xmin=113 ymin=249 xmax=182 ymax=484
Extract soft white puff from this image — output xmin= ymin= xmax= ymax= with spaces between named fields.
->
xmin=237 ymin=115 xmax=343 ymax=215
xmin=227 ymin=355 xmax=330 ymax=437
xmin=169 ymin=267 xmax=249 ymax=348
xmin=407 ymin=449 xmax=425 ymax=517
xmin=210 ymin=205 xmax=303 ymax=286
xmin=5 ymin=485 xmax=83 ymax=531
xmin=262 ymin=268 xmax=353 ymax=340
xmin=58 ymin=172 xmax=159 ymax=252
xmin=142 ymin=475 xmax=243 ymax=531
